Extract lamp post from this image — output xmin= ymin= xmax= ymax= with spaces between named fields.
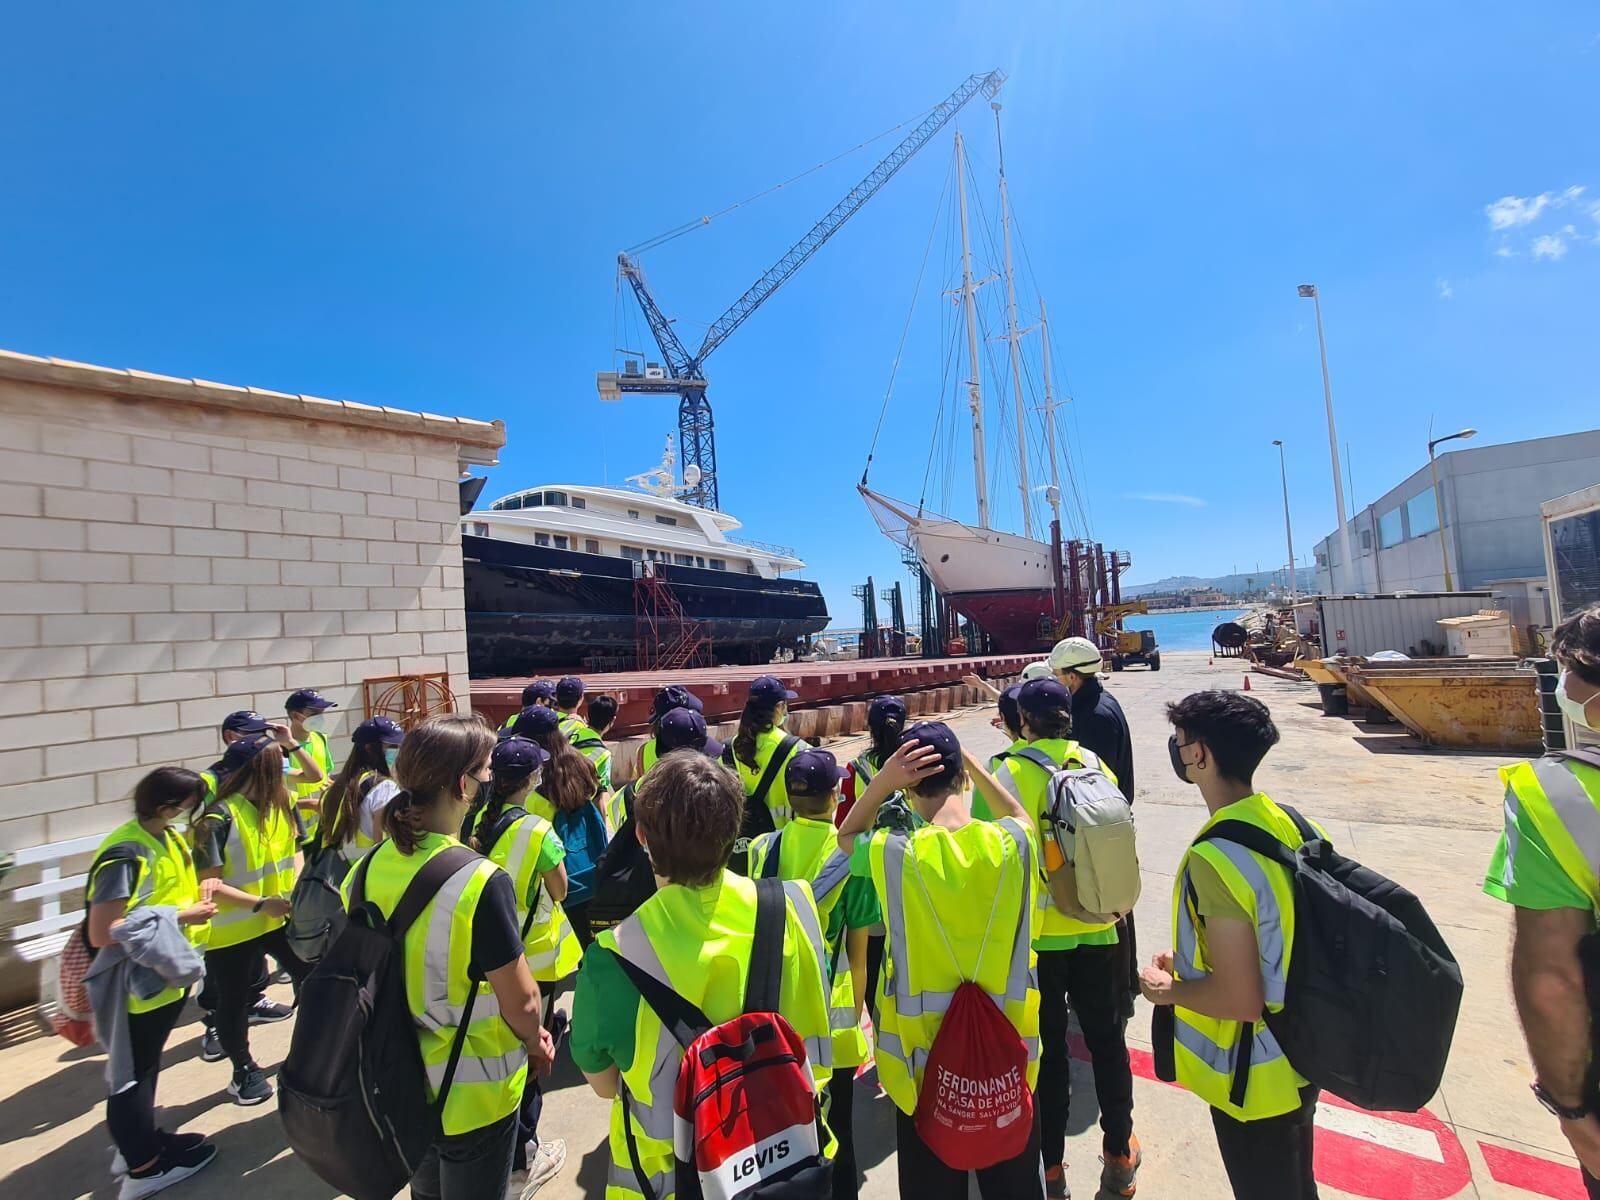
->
xmin=1272 ymin=440 xmax=1297 ymax=602
xmin=1427 ymin=421 xmax=1477 ymax=592
xmin=1297 ymin=284 xmax=1356 ymax=593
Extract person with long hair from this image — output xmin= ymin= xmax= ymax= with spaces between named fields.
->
xmin=350 ymin=714 xmax=554 ymax=1200
xmin=511 ymin=706 xmax=601 ymax=823
xmin=731 ymin=675 xmax=805 ymax=830
xmin=86 ymin=767 xmax=218 ymax=1199
xmin=193 ymin=732 xmax=312 ymax=1105
xmin=318 ymin=716 xmax=404 ymax=863
xmin=466 ymin=735 xmax=580 ymax=1196
xmin=575 ymin=693 xmax=618 ymax=794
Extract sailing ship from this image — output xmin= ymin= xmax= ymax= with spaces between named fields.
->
xmin=860 ymin=118 xmax=1083 ymax=653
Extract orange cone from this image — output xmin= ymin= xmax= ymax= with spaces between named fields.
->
xmin=1243 ymin=675 xmax=1252 ymax=692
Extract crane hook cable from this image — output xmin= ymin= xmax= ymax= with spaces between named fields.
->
xmin=625 ymin=104 xmax=938 ymax=258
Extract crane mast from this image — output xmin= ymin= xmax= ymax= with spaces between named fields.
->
xmin=600 ymin=69 xmax=1006 ymax=510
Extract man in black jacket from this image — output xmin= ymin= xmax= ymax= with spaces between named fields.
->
xmin=1050 ymin=636 xmax=1140 ymax=1014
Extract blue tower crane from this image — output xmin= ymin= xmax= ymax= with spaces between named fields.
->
xmin=597 ymin=69 xmax=1006 ymax=510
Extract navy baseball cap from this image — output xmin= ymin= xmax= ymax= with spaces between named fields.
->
xmin=511 ymin=705 xmax=561 ymax=741
xmin=749 ymin=675 xmax=798 ymax=705
xmin=521 ymin=680 xmax=556 ymax=706
xmin=492 ymin=735 xmax=549 ymax=773
xmin=218 ymin=733 xmax=275 ymax=775
xmin=998 ymin=683 xmax=1024 ymax=731
xmin=286 ymin=689 xmax=336 ymax=712
xmin=352 ymin=716 xmax=405 ymax=746
xmin=656 ymin=707 xmax=725 ymax=758
xmin=651 ymin=684 xmax=704 ymax=722
xmin=896 ymin=720 xmax=963 ymax=788
xmin=555 ymin=676 xmax=585 ymax=706
xmin=785 ymin=749 xmax=844 ymax=797
xmin=221 ymin=710 xmax=268 ymax=735
xmin=867 ymin=696 xmax=908 ymax=730
xmin=1017 ymin=678 xmax=1073 ymax=718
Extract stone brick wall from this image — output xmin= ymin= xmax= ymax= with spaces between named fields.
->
xmin=0 ymin=351 xmax=503 ymax=855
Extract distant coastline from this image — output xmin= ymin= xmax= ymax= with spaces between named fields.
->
xmin=1143 ymin=603 xmax=1249 ymax=614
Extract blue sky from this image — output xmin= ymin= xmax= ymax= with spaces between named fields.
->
xmin=3 ymin=2 xmax=1597 ymax=625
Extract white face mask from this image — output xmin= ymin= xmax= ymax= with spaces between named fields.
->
xmin=304 ymin=714 xmax=325 ymax=732
xmin=1557 ymin=670 xmax=1598 ymax=731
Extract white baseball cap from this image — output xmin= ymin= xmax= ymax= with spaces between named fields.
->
xmin=1048 ymin=636 xmax=1104 ymax=675
xmin=1021 ymin=660 xmax=1053 ymax=681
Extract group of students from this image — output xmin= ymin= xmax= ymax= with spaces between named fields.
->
xmin=81 ymin=631 xmax=1452 ymax=1200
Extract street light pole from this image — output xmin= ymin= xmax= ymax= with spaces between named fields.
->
xmin=1298 ymin=284 xmax=1356 ymax=592
xmin=1272 ymin=440 xmax=1297 ymax=602
xmin=1426 ymin=420 xmax=1477 ymax=592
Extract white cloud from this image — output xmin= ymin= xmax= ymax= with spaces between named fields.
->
xmin=1124 ymin=492 xmax=1206 ymax=508
xmin=1436 ymin=278 xmax=1454 ymax=299
xmin=1532 ymin=234 xmax=1568 ymax=261
xmin=1494 ymin=245 xmax=1515 ymax=258
xmin=1487 ymin=193 xmax=1553 ymax=229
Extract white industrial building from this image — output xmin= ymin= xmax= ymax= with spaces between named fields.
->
xmin=1313 ymin=429 xmax=1600 ymax=600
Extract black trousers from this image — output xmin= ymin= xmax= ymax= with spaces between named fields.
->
xmin=512 ymin=989 xmax=561 ymax=1172
xmin=106 ymin=995 xmax=187 ymax=1169
xmin=1211 ymin=1085 xmax=1320 ymax=1200
xmin=894 ymin=1106 xmax=1044 ymax=1199
xmin=195 ymin=951 xmax=268 ymax=1025
xmin=865 ymin=933 xmax=885 ymax=1022
xmin=564 ymin=900 xmax=594 ymax=949
xmin=204 ymin=926 xmax=309 ymax=1069
xmin=410 ymin=1110 xmax=518 ymax=1200
xmin=1036 ymin=943 xmax=1135 ymax=1164
xmin=826 ymin=1067 xmax=858 ymax=1200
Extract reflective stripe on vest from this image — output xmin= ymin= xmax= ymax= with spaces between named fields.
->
xmin=206 ymin=796 xmax=298 ymax=948
xmin=93 ymin=820 xmax=208 ymax=1011
xmin=487 ymin=810 xmax=581 ymax=981
xmin=1170 ymin=794 xmax=1306 ymax=1120
xmin=873 ymin=818 xmax=1039 ymax=1112
xmin=1511 ymin=758 xmax=1600 ymax=909
xmin=853 ymin=755 xmax=876 ymax=786
xmin=350 ymin=838 xmax=527 ymax=1135
xmin=599 ymin=874 xmax=834 ymax=1198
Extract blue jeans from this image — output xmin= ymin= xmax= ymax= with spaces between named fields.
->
xmin=409 ymin=1111 xmax=518 ymax=1200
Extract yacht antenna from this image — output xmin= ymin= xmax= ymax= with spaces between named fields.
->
xmin=955 ymin=131 xmax=990 ymax=530
xmin=993 ymin=102 xmax=1033 ymax=539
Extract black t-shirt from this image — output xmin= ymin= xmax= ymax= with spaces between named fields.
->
xmin=470 ymin=869 xmax=525 ymax=978
xmin=1072 ymin=678 xmax=1136 ymax=801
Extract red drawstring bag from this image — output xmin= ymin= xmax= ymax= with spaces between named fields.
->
xmin=908 ymin=845 xmax=1034 ymax=1170
xmin=52 ymin=924 xmax=97 ymax=1048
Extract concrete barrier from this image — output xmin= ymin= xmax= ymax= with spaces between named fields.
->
xmin=841 ymin=701 xmax=867 ymax=735
xmin=613 ymin=736 xmax=648 ymax=785
xmin=819 ymin=706 xmax=844 ymax=737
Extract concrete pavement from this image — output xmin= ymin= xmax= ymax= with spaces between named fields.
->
xmin=0 ymin=652 xmax=1586 ymax=1199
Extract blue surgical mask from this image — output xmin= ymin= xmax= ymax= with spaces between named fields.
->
xmin=304 ymin=714 xmax=326 ymax=732
xmin=384 ymin=747 xmax=400 ymax=770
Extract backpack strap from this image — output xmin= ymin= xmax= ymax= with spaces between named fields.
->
xmin=376 ymin=844 xmax=481 ymax=941
xmin=1552 ymin=748 xmax=1600 ymax=773
xmin=759 ymin=832 xmax=786 ymax=880
xmin=1010 ymin=747 xmax=1059 ymax=776
xmin=611 ymin=950 xmax=713 ymax=1051
xmin=721 ymin=743 xmax=736 ymax=768
xmin=750 ymin=734 xmax=801 ymax=807
xmin=1194 ymin=819 xmax=1300 ymax=868
xmin=744 ymin=877 xmax=786 ymax=1014
xmin=481 ymin=806 xmax=529 ymax=857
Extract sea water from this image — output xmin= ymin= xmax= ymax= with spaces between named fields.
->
xmin=1125 ymin=608 xmax=1247 ymax=653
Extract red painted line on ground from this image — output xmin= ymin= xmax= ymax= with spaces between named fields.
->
xmin=1480 ymin=1141 xmax=1589 ymax=1200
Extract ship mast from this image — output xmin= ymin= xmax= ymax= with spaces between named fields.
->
xmin=993 ymin=103 xmax=1034 ymax=540
xmin=1039 ymin=297 xmax=1063 ymax=529
xmin=954 ymin=131 xmax=990 ymax=531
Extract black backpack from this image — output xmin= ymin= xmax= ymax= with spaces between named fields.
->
xmin=586 ymin=783 xmax=659 ymax=932
xmin=284 ymin=840 xmax=352 ymax=965
xmin=278 ymin=846 xmax=483 ymax=1200
xmin=728 ymin=734 xmax=801 ymax=876
xmin=1159 ymin=805 xmax=1461 ymax=1112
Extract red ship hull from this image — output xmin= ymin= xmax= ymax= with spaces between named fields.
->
xmin=948 ymin=588 xmax=1057 ymax=653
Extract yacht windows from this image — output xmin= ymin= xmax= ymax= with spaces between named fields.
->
xmin=585 ymin=538 xmax=601 ymax=554
xmin=673 ymin=553 xmax=694 ymax=566
xmin=695 ymin=556 xmax=706 ymax=568
xmin=628 ymin=509 xmax=640 ymax=520
xmin=535 ymin=533 xmax=551 ymax=547
xmin=544 ymin=491 xmax=569 ymax=507
xmin=708 ymin=558 xmax=727 ymax=571
xmin=655 ymin=515 xmax=678 ymax=526
xmin=553 ymin=535 xmax=569 ymax=550
xmin=571 ymin=496 xmax=586 ymax=510
xmin=621 ymin=545 xmax=645 ymax=561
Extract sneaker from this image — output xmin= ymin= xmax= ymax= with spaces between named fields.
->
xmin=198 ymin=1026 xmax=225 ymax=1062
xmin=110 ymin=1132 xmax=205 ymax=1179
xmin=1044 ymin=1163 xmax=1071 ymax=1199
xmin=269 ymin=968 xmax=292 ymax=986
xmin=227 ymin=1063 xmax=273 ymax=1106
xmin=1099 ymin=1135 xmax=1142 ymax=1197
xmin=247 ymin=998 xmax=293 ymax=1024
xmin=519 ymin=1139 xmax=567 ymax=1199
xmin=109 ymin=1146 xmax=127 ymax=1178
xmin=118 ymin=1140 xmax=216 ymax=1200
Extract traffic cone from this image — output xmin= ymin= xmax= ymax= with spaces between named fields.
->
xmin=1243 ymin=675 xmax=1252 ymax=692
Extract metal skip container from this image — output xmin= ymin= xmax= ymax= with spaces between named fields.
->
xmin=1317 ymin=592 xmax=1495 ymax=659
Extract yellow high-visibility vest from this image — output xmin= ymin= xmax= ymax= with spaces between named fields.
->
xmin=472 ymin=806 xmax=582 ymax=982
xmin=90 ymin=819 xmax=209 ymax=1012
xmin=203 ymin=794 xmax=298 ymax=950
xmin=1501 ymin=756 xmax=1600 ymax=909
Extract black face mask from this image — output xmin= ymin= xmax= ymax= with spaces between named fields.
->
xmin=1168 ymin=734 xmax=1194 ymax=785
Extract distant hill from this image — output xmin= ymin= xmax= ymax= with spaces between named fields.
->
xmin=1124 ymin=566 xmax=1318 ymax=599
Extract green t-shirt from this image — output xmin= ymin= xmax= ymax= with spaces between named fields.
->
xmin=527 ymin=827 xmax=565 ymax=908
xmin=1186 ymin=853 xmax=1251 ymax=924
xmin=570 ymin=938 xmax=638 ymax=1077
xmin=1484 ymin=818 xmax=1592 ymax=912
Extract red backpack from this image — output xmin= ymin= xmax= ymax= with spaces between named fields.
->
xmin=613 ymin=878 xmax=831 ymax=1200
xmin=908 ymin=846 xmax=1034 ymax=1170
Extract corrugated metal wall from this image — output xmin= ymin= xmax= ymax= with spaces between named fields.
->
xmin=1320 ymin=592 xmax=1494 ymax=657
